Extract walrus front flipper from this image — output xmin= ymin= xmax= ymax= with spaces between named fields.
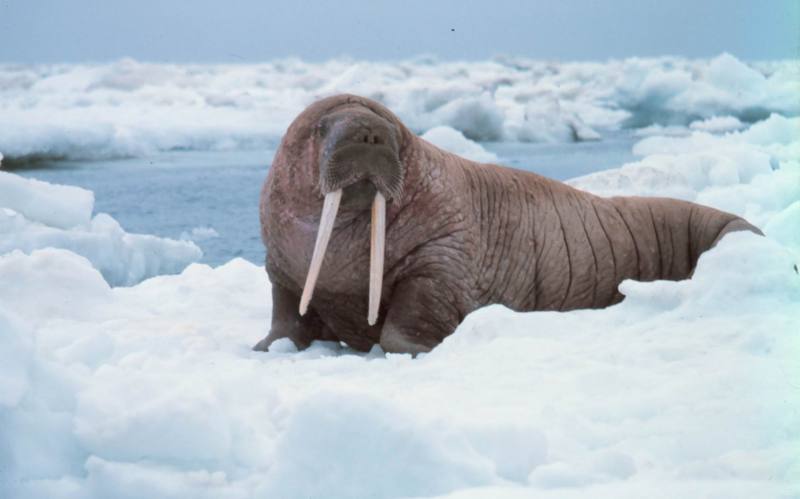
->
xmin=253 ymin=282 xmax=331 ymax=351
xmin=378 ymin=277 xmax=465 ymax=355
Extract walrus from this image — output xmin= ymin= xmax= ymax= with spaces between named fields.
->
xmin=253 ymin=94 xmax=761 ymax=354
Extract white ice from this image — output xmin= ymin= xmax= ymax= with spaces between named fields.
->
xmin=180 ymin=226 xmax=220 ymax=242
xmin=0 ymin=171 xmax=201 ymax=286
xmin=1 ymin=234 xmax=797 ymax=498
xmin=1 ymin=57 xmax=799 ymax=499
xmin=689 ymin=115 xmax=746 ymax=133
xmin=0 ymin=53 xmax=797 ymax=162
xmin=421 ymin=126 xmax=498 ymax=163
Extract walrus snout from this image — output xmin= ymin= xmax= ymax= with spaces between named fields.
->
xmin=318 ymin=108 xmax=404 ymax=202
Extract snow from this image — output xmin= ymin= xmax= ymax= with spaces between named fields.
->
xmin=0 ymin=172 xmax=201 ymax=286
xmin=0 ymin=54 xmax=797 ymax=162
xmin=1 ymin=232 xmax=798 ymax=498
xmin=689 ymin=115 xmax=745 ymax=133
xmin=1 ymin=56 xmax=799 ymax=498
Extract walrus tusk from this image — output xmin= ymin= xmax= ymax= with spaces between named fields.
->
xmin=299 ymin=189 xmax=342 ymax=316
xmin=368 ymin=192 xmax=386 ymax=325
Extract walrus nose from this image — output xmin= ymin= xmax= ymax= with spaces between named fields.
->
xmin=351 ymin=128 xmax=386 ymax=146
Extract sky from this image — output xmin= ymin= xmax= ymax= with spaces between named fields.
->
xmin=1 ymin=0 xmax=798 ymax=63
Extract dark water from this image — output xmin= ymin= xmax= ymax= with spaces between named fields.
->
xmin=15 ymin=134 xmax=637 ymax=266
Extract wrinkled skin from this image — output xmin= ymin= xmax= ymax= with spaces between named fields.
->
xmin=254 ymin=94 xmax=761 ymax=355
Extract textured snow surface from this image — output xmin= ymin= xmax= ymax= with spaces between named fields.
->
xmin=1 ymin=235 xmax=798 ymax=499
xmin=0 ymin=172 xmax=201 ymax=286
xmin=1 ymin=56 xmax=800 ymax=498
xmin=1 ymin=54 xmax=797 ymax=162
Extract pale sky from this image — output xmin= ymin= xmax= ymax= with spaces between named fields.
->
xmin=1 ymin=0 xmax=798 ymax=62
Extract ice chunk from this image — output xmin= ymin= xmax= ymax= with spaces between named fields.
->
xmin=0 ymin=249 xmax=112 ymax=324
xmin=689 ymin=115 xmax=745 ymax=133
xmin=0 ymin=170 xmax=94 ymax=229
xmin=0 ymin=208 xmax=201 ymax=287
xmin=421 ymin=126 xmax=498 ymax=163
xmin=432 ymin=93 xmax=505 ymax=141
xmin=179 ymin=226 xmax=219 ymax=242
xmin=0 ymin=307 xmax=32 ymax=408
xmin=739 ymin=113 xmax=800 ymax=145
xmin=764 ymin=201 xmax=800 ymax=250
xmin=0 ymin=172 xmax=201 ymax=286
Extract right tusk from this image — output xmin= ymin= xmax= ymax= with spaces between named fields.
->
xmin=299 ymin=189 xmax=342 ymax=316
xmin=368 ymin=192 xmax=386 ymax=325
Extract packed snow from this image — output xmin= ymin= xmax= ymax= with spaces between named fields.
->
xmin=0 ymin=53 xmax=797 ymax=163
xmin=1 ymin=55 xmax=799 ymax=499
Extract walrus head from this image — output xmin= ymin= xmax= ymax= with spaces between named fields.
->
xmin=317 ymin=104 xmax=404 ymax=204
xmin=296 ymin=97 xmax=406 ymax=326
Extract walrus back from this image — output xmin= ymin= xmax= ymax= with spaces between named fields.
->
xmin=531 ymin=192 xmax=762 ymax=312
xmin=459 ymin=161 xmax=761 ymax=314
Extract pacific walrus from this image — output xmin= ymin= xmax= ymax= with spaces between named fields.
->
xmin=253 ymin=94 xmax=761 ymax=354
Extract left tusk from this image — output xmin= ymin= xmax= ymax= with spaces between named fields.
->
xmin=368 ymin=192 xmax=386 ymax=325
xmin=299 ymin=189 xmax=342 ymax=316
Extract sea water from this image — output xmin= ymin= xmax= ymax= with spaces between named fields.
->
xmin=15 ymin=133 xmax=638 ymax=266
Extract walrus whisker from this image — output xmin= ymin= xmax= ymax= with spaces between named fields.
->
xmin=368 ymin=191 xmax=386 ymax=325
xmin=299 ymin=189 xmax=342 ymax=316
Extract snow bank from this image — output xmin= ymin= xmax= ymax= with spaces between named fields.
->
xmin=421 ymin=126 xmax=498 ymax=163
xmin=0 ymin=54 xmax=796 ymax=162
xmin=0 ymin=172 xmax=201 ymax=286
xmin=1 ymin=230 xmax=798 ymax=499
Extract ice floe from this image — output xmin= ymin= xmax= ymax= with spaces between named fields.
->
xmin=1 ymin=54 xmax=796 ymax=162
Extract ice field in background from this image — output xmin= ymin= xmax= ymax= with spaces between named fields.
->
xmin=1 ymin=54 xmax=799 ymax=498
xmin=0 ymin=53 xmax=797 ymax=162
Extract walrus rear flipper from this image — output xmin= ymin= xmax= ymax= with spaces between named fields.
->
xmin=686 ymin=215 xmax=763 ymax=279
xmin=710 ymin=217 xmax=764 ymax=248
